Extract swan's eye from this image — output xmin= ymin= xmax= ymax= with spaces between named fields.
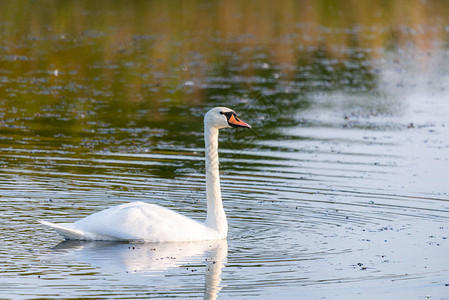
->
xmin=221 ymin=111 xmax=232 ymax=120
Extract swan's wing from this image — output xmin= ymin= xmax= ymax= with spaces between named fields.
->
xmin=41 ymin=201 xmax=212 ymax=242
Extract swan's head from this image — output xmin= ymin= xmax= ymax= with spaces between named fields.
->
xmin=204 ymin=107 xmax=251 ymax=130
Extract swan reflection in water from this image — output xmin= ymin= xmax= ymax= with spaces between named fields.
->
xmin=52 ymin=239 xmax=228 ymax=299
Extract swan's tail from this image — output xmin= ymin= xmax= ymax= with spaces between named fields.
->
xmin=39 ymin=220 xmax=86 ymax=240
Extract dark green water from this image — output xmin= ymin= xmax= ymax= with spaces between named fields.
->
xmin=1 ymin=1 xmax=449 ymax=299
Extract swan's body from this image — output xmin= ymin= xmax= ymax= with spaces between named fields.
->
xmin=41 ymin=201 xmax=223 ymax=242
xmin=40 ymin=107 xmax=251 ymax=242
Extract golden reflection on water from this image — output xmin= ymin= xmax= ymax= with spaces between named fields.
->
xmin=1 ymin=0 xmax=449 ymax=147
xmin=1 ymin=0 xmax=448 ymax=96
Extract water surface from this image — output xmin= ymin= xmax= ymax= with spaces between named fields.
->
xmin=1 ymin=1 xmax=449 ymax=299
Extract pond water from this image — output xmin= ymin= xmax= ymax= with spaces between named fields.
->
xmin=1 ymin=1 xmax=449 ymax=299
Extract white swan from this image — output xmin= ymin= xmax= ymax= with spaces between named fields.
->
xmin=40 ymin=107 xmax=251 ymax=242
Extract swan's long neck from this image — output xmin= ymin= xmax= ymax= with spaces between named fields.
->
xmin=204 ymin=123 xmax=228 ymax=236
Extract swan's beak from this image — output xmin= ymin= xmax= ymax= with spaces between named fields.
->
xmin=228 ymin=114 xmax=251 ymax=129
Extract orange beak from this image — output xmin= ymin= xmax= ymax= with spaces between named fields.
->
xmin=228 ymin=114 xmax=251 ymax=129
